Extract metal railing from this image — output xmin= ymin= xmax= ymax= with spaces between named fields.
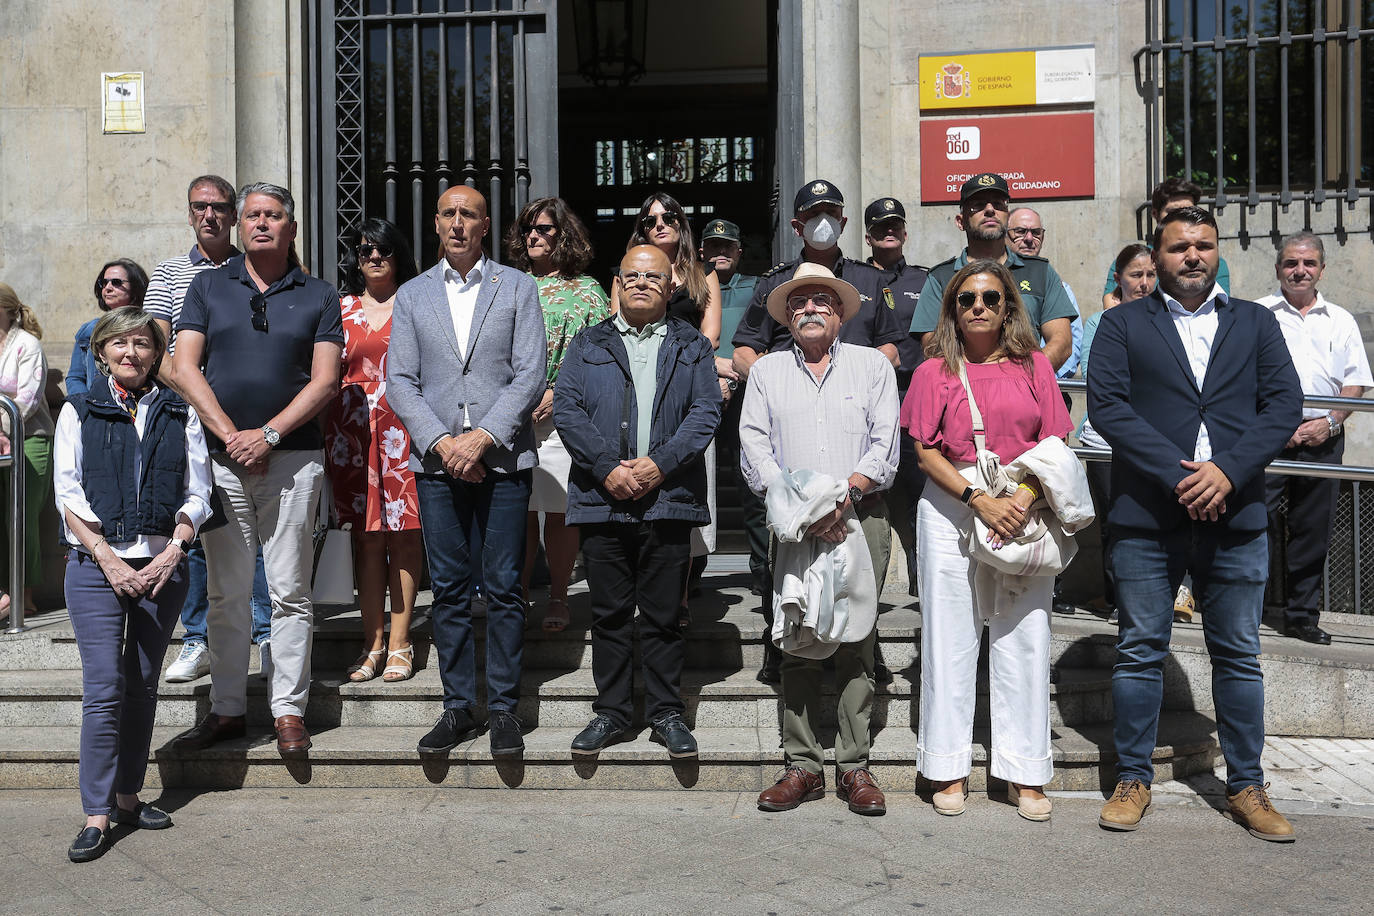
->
xmin=1062 ymin=380 xmax=1374 ymax=613
xmin=1 ymin=395 xmax=25 ymax=634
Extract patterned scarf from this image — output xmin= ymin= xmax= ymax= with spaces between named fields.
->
xmin=109 ymin=377 xmax=152 ymax=421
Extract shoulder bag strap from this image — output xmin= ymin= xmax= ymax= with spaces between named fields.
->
xmin=956 ymin=362 xmax=988 ymax=453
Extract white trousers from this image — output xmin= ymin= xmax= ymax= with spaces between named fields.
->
xmin=203 ymin=450 xmax=323 ymax=718
xmin=915 ymin=468 xmax=1053 ymax=786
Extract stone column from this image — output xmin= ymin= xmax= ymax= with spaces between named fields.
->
xmin=803 ymin=0 xmax=862 ymax=254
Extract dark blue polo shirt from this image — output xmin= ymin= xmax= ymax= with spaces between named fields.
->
xmin=178 ymin=255 xmax=344 ymax=451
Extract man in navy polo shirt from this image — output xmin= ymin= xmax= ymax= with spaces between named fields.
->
xmin=169 ymin=182 xmax=344 ymax=757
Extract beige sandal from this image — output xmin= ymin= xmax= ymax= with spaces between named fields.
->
xmin=382 ymin=644 xmax=414 ymax=682
xmin=932 ymin=777 xmax=969 ymax=816
xmin=1008 ymin=783 xmax=1052 ymax=821
xmin=347 ymin=648 xmax=385 ymax=682
xmin=542 ymin=599 xmax=571 ymax=633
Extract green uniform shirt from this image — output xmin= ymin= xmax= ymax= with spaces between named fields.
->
xmin=716 ymin=271 xmax=759 ymax=358
xmin=909 ymin=247 xmax=1077 ymax=335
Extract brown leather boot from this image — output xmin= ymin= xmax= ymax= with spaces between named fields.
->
xmin=1099 ymin=779 xmax=1151 ymax=831
xmin=274 ymin=715 xmax=312 ymax=755
xmin=757 ymin=765 xmax=824 ymax=812
xmin=1226 ymin=783 xmax=1295 ymax=842
xmin=837 ymin=767 xmax=886 ymax=816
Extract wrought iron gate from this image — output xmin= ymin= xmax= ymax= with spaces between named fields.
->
xmin=306 ymin=0 xmax=557 ymax=285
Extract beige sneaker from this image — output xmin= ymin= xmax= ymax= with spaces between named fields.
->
xmin=1226 ymin=783 xmax=1296 ymax=842
xmin=1173 ymin=585 xmax=1195 ymax=623
xmin=1099 ymin=779 xmax=1151 ymax=831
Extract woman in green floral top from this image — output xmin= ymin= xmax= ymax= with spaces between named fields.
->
xmin=504 ymin=197 xmax=610 ymax=631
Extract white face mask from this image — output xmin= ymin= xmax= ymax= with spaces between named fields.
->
xmin=802 ymin=214 xmax=842 ymax=249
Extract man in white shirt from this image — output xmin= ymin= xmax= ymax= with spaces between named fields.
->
xmin=386 ymin=185 xmax=546 ymax=759
xmin=1259 ymin=232 xmax=1371 ymax=645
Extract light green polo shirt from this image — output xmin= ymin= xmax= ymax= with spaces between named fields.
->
xmin=613 ymin=311 xmax=667 ymax=458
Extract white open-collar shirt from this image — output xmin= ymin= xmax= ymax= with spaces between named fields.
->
xmin=1160 ymin=282 xmax=1227 ymax=462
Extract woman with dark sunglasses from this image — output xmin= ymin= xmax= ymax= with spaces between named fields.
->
xmin=325 ymin=218 xmax=423 ymax=683
xmin=900 ymin=259 xmax=1073 ymax=822
xmin=503 ymin=197 xmax=610 ymax=632
xmin=67 ymin=258 xmax=149 ymax=397
xmin=615 ymin=193 xmax=732 ymax=626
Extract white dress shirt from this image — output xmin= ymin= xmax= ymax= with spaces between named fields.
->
xmin=1257 ymin=290 xmax=1373 ymax=420
xmin=54 ymin=379 xmax=213 ymax=558
xmin=443 ymin=254 xmax=493 ymax=437
xmin=1161 ymin=283 xmax=1226 ymax=461
xmin=739 ymin=340 xmax=899 ymax=495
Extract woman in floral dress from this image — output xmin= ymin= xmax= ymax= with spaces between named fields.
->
xmin=325 ymin=219 xmax=422 ymax=681
xmin=504 ymin=198 xmax=610 ymax=632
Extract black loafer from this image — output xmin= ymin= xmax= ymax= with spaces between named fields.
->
xmin=872 ymin=643 xmax=894 ymax=685
xmin=68 ymin=826 xmax=108 ymax=863
xmin=571 ymin=714 xmax=625 ymax=755
xmin=488 ymin=710 xmax=525 ymax=756
xmin=650 ymin=712 xmax=698 ymax=758
xmin=112 ymin=802 xmax=172 ymax=830
xmin=1284 ymin=623 xmax=1332 ymax=645
xmin=418 ymin=707 xmax=479 ymax=756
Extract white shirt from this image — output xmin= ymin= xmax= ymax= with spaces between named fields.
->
xmin=444 ymin=254 xmax=488 ymax=432
xmin=739 ymin=340 xmax=899 ymax=495
xmin=1162 ymin=283 xmax=1226 ymax=461
xmin=54 ymin=379 xmax=213 ymax=558
xmin=1257 ymin=290 xmax=1373 ymax=420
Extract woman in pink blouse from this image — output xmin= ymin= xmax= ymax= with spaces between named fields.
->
xmin=901 ymin=260 xmax=1073 ymax=822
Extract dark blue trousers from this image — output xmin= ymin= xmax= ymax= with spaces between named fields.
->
xmin=416 ymin=470 xmax=530 ymax=713
xmin=66 ymin=552 xmax=188 ymax=815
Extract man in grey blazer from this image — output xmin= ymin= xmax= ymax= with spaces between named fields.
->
xmin=387 ymin=185 xmax=547 ymax=757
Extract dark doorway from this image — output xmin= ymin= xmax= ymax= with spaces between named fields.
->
xmin=555 ymin=1 xmax=775 ymax=288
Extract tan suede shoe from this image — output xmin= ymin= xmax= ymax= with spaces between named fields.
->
xmin=1099 ymin=779 xmax=1151 ymax=831
xmin=1226 ymin=783 xmax=1296 ymax=842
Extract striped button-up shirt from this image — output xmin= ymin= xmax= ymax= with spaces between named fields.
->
xmin=144 ymin=245 xmax=240 ymax=353
xmin=739 ymin=339 xmax=899 ymax=494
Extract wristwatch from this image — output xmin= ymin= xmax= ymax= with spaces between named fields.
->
xmin=960 ymin=486 xmax=983 ymax=506
xmin=168 ymin=537 xmax=189 ymax=555
xmin=1327 ymin=415 xmax=1343 ymax=438
xmin=261 ymin=425 xmax=281 ymax=447
xmin=848 ymin=484 xmax=864 ymax=506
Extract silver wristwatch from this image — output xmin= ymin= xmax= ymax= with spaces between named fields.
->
xmin=261 ymin=425 xmax=281 ymax=447
xmin=1327 ymin=415 xmax=1342 ymax=438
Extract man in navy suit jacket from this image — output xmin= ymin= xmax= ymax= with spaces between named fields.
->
xmin=1087 ymin=207 xmax=1302 ymax=842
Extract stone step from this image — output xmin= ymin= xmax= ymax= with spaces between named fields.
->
xmin=0 ymin=711 xmax=1222 ymax=793
xmin=0 ymin=665 xmax=1116 ymax=730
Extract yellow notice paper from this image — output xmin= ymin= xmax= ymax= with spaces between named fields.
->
xmin=102 ymin=72 xmax=145 ymax=134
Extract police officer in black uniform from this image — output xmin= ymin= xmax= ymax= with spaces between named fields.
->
xmin=908 ymin=173 xmax=1077 ymax=372
xmin=731 ymin=179 xmax=904 ymax=685
xmin=863 ymin=197 xmax=928 ymax=602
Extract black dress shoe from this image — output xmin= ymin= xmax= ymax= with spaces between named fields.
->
xmin=488 ymin=710 xmax=525 ymax=756
xmin=418 ymin=707 xmax=479 ymax=756
xmin=112 ymin=802 xmax=172 ymax=830
xmin=1284 ymin=623 xmax=1332 ymax=645
xmin=571 ymin=714 xmax=625 ymax=754
xmin=1053 ymin=599 xmax=1076 ymax=616
xmin=757 ymin=643 xmax=782 ymax=685
xmin=169 ymin=713 xmax=246 ymax=751
xmin=68 ymin=826 xmax=108 ymax=863
xmin=650 ymin=712 xmax=698 ymax=758
xmin=872 ymin=642 xmax=894 ymax=685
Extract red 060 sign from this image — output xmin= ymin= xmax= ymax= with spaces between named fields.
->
xmin=919 ymin=112 xmax=1095 ymax=203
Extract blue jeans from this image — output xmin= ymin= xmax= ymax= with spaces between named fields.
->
xmin=181 ymin=543 xmax=270 ymax=646
xmin=416 ymin=470 xmax=530 ymax=713
xmin=1111 ymin=525 xmax=1268 ymax=793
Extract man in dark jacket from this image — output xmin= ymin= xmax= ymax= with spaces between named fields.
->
xmin=553 ymin=245 xmax=722 ymax=758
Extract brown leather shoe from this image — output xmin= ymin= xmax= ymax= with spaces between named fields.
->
xmin=1226 ymin=783 xmax=1295 ymax=842
xmin=169 ymin=713 xmax=247 ymax=751
xmin=274 ymin=715 xmax=312 ymax=755
xmin=757 ymin=765 xmax=825 ymax=812
xmin=1099 ymin=779 xmax=1151 ymax=831
xmin=837 ymin=767 xmax=886 ymax=816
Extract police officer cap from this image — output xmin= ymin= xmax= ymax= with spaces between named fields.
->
xmin=794 ymin=179 xmax=845 ymax=214
xmin=701 ymin=218 xmax=741 ymax=243
xmin=864 ymin=197 xmax=906 ymax=230
xmin=959 ymin=172 xmax=1011 ymax=202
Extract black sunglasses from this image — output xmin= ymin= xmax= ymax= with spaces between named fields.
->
xmin=524 ymin=223 xmax=557 ymax=237
xmin=957 ymin=289 xmax=1004 ymax=311
xmin=639 ymin=211 xmax=681 ymax=232
xmin=356 ymin=242 xmax=394 ymax=259
xmin=250 ymin=293 xmax=268 ymax=332
xmin=97 ymin=277 xmax=129 ymax=290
